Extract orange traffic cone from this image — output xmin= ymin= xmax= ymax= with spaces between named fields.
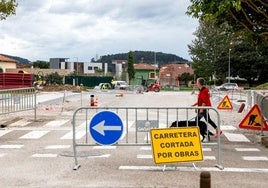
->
xmin=94 ymin=97 xmax=99 ymax=106
xmin=116 ymin=92 xmax=124 ymax=97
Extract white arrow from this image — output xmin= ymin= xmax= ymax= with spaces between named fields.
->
xmin=92 ymin=120 xmax=122 ymax=136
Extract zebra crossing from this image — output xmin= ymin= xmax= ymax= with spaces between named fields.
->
xmin=0 ymin=118 xmax=267 ymax=163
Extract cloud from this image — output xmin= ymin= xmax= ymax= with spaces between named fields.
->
xmin=0 ymin=0 xmax=198 ymax=62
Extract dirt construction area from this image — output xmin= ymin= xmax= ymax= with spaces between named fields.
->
xmin=0 ymin=89 xmax=268 ymax=188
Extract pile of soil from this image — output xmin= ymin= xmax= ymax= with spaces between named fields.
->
xmin=36 ymin=85 xmax=86 ymax=92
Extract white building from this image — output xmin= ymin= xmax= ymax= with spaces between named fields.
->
xmin=50 ymin=58 xmax=108 ymax=75
xmin=83 ymin=62 xmax=107 ymax=75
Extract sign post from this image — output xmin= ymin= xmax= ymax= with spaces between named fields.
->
xmin=150 ymin=127 xmax=203 ymax=164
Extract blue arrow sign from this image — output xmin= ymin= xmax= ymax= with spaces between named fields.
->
xmin=89 ymin=111 xmax=123 ymax=145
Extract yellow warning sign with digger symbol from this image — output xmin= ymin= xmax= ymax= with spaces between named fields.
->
xmin=217 ymin=95 xmax=233 ymax=110
xmin=239 ymin=104 xmax=268 ymax=131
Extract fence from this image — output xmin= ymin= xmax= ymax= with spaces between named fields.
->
xmin=253 ymin=91 xmax=268 ymax=118
xmin=0 ymin=87 xmax=36 ymax=119
xmin=65 ymin=75 xmax=113 ymax=87
xmin=72 ymin=106 xmax=222 ymax=170
xmin=0 ymin=72 xmax=34 ymax=89
xmin=253 ymin=91 xmax=268 ymax=135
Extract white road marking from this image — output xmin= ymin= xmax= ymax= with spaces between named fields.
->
xmin=44 ymin=120 xmax=69 ymax=127
xmin=0 ymin=153 xmax=7 ymax=157
xmin=137 ymin=154 xmax=152 ymax=159
xmin=45 ymin=145 xmax=71 ymax=149
xmin=77 ymin=120 xmax=90 ymax=130
xmin=119 ymin=166 xmax=268 ymax=173
xmin=19 ymin=131 xmax=49 ymax=139
xmin=235 ymin=148 xmax=260 ymax=152
xmin=220 ymin=125 xmax=237 ymax=131
xmin=124 ymin=120 xmax=135 ymax=128
xmin=31 ymin=153 xmax=58 ymax=158
xmin=144 ymin=133 xmax=151 ymax=141
xmin=136 ymin=154 xmax=214 ymax=160
xmin=140 ymin=146 xmax=151 ymax=150
xmin=0 ymin=144 xmax=24 ymax=149
xmin=0 ymin=130 xmax=12 ymax=137
xmin=242 ymin=156 xmax=268 ymax=161
xmin=87 ymin=154 xmax=111 ymax=158
xmin=224 ymin=132 xmax=250 ymax=142
xmin=9 ymin=119 xmax=32 ymax=127
xmin=159 ymin=123 xmax=167 ymax=128
xmin=60 ymin=130 xmax=86 ymax=139
xmin=93 ymin=146 xmax=116 ymax=149
xmin=204 ymin=156 xmax=216 ymax=160
xmin=202 ymin=148 xmax=212 ymax=152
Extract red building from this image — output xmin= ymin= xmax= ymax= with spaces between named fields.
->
xmin=159 ymin=63 xmax=194 ymax=87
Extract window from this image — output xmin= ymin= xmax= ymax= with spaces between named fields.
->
xmin=149 ymin=72 xmax=155 ymax=79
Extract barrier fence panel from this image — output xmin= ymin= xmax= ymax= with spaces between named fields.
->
xmin=0 ymin=87 xmax=36 ymax=119
xmin=72 ymin=106 xmax=222 ymax=170
xmin=254 ymin=92 xmax=268 ymax=135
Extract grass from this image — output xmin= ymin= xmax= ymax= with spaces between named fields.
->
xmin=255 ymin=83 xmax=268 ymax=90
xmin=161 ymin=86 xmax=194 ymax=91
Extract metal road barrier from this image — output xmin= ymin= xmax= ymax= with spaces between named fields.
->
xmin=251 ymin=91 xmax=268 ymax=135
xmin=254 ymin=91 xmax=268 ymax=118
xmin=72 ymin=106 xmax=222 ymax=170
xmin=0 ymin=87 xmax=36 ymax=119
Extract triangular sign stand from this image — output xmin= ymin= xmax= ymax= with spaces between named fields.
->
xmin=239 ymin=104 xmax=268 ymax=131
xmin=217 ymin=95 xmax=233 ymax=110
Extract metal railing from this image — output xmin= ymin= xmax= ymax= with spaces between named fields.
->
xmin=0 ymin=87 xmax=36 ymax=119
xmin=72 ymin=106 xmax=222 ymax=170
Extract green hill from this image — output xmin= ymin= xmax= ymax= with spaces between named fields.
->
xmin=98 ymin=51 xmax=189 ymax=65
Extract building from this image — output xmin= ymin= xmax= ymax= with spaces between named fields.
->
xmin=49 ymin=58 xmax=69 ymax=69
xmin=49 ymin=58 xmax=108 ymax=75
xmin=83 ymin=62 xmax=107 ymax=75
xmin=112 ymin=60 xmax=127 ymax=78
xmin=0 ymin=54 xmax=17 ymax=72
xmin=159 ymin=63 xmax=194 ymax=87
xmin=132 ymin=63 xmax=159 ymax=85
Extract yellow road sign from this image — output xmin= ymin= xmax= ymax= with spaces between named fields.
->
xmin=239 ymin=104 xmax=268 ymax=131
xmin=150 ymin=127 xmax=203 ymax=164
xmin=217 ymin=95 xmax=233 ymax=110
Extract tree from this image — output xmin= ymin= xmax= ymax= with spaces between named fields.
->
xmin=127 ymin=51 xmax=135 ymax=84
xmin=188 ymin=20 xmax=231 ymax=81
xmin=188 ymin=18 xmax=268 ymax=86
xmin=230 ymin=38 xmax=268 ymax=86
xmin=179 ymin=72 xmax=193 ymax=87
xmin=45 ymin=72 xmax=63 ymax=85
xmin=187 ymin=0 xmax=268 ymax=44
xmin=32 ymin=61 xmax=49 ymax=69
xmin=0 ymin=0 xmax=17 ymax=20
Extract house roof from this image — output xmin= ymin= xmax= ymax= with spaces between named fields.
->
xmin=0 ymin=55 xmax=17 ymax=63
xmin=134 ymin=63 xmax=157 ymax=70
xmin=159 ymin=63 xmax=194 ymax=76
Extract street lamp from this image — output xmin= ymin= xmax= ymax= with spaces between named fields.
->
xmin=228 ymin=48 xmax=231 ymax=83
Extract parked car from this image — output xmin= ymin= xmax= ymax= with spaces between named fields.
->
xmin=215 ymin=83 xmax=239 ymax=91
xmin=94 ymin=83 xmax=112 ymax=90
xmin=114 ymin=81 xmax=129 ymax=90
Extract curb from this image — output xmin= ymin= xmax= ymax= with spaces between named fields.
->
xmin=261 ymin=136 xmax=268 ymax=148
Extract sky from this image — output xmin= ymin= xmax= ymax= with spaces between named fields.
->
xmin=0 ymin=0 xmax=199 ymax=62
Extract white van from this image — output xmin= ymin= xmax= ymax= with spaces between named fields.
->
xmin=113 ymin=81 xmax=129 ymax=90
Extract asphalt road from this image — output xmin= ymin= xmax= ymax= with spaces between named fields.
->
xmin=0 ymin=89 xmax=267 ymax=188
